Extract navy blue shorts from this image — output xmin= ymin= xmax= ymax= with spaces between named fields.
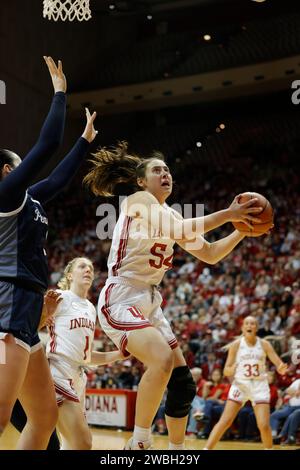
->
xmin=0 ymin=280 xmax=44 ymax=352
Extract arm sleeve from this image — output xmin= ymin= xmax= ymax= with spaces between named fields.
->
xmin=0 ymin=92 xmax=66 ymax=212
xmin=28 ymin=137 xmax=90 ymax=204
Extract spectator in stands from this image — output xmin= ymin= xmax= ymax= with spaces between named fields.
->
xmin=277 ymin=409 xmax=300 ymax=445
xmin=257 ymin=319 xmax=275 ymax=338
xmin=197 ymin=368 xmax=229 ymax=439
xmin=118 ymin=360 xmax=137 ymax=389
xmin=198 ymin=267 xmax=212 ymax=286
xmin=212 ymin=320 xmax=227 ymax=345
xmin=271 ymin=378 xmax=300 ymax=444
xmin=187 ymin=367 xmax=207 ymax=435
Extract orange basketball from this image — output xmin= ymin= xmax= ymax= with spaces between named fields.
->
xmin=232 ymin=192 xmax=274 ymax=237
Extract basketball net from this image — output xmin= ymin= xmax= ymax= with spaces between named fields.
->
xmin=43 ymin=0 xmax=92 ymax=22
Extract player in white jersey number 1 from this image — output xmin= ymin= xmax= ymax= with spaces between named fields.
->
xmin=204 ymin=316 xmax=288 ymax=450
xmin=83 ymin=142 xmax=265 ymax=450
xmin=45 ymin=257 xmax=125 ymax=450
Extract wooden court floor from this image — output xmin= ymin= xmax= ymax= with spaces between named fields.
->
xmin=1 ymin=423 xmax=298 ymax=450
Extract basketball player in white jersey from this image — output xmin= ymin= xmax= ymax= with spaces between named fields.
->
xmin=204 ymin=316 xmax=288 ymax=450
xmin=46 ymin=257 xmax=125 ymax=450
xmin=83 ymin=143 xmax=264 ymax=450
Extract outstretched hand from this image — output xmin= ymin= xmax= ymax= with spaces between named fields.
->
xmin=39 ymin=289 xmax=63 ymax=329
xmin=82 ymin=107 xmax=98 ymax=143
xmin=44 ymin=56 xmax=67 ymax=93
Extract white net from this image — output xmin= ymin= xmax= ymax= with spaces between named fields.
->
xmin=43 ymin=0 xmax=92 ymax=22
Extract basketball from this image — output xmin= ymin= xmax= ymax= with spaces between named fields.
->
xmin=232 ymin=192 xmax=274 ymax=236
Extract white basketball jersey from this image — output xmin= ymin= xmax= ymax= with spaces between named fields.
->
xmin=46 ymin=290 xmax=96 ymax=365
xmin=108 ymin=199 xmax=176 ymax=285
xmin=235 ymin=337 xmax=267 ymax=381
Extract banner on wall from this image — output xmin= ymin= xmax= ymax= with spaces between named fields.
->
xmin=85 ymin=389 xmax=137 ymax=429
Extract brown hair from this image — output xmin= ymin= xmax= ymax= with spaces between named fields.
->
xmin=83 ymin=141 xmax=165 ymax=197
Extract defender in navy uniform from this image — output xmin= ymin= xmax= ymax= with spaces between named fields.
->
xmin=0 ymin=56 xmax=98 ymax=449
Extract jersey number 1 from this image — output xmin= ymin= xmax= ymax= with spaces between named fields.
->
xmin=83 ymin=336 xmax=89 ymax=361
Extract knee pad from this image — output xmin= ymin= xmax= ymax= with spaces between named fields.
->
xmin=165 ymin=366 xmax=196 ymax=418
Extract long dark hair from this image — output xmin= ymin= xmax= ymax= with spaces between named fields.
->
xmin=0 ymin=149 xmax=19 ymax=181
xmin=83 ymin=141 xmax=165 ymax=197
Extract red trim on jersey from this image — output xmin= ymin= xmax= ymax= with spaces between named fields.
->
xmin=168 ymin=338 xmax=178 ymax=350
xmin=54 ymin=383 xmax=79 ymax=400
xmin=119 ymin=216 xmax=132 ymax=271
xmin=228 ymin=398 xmax=243 ymax=404
xmin=54 ymin=383 xmax=79 ymax=403
xmin=254 ymin=401 xmax=270 ymax=405
xmin=56 ymin=398 xmax=64 ymax=407
xmin=101 ymin=284 xmax=151 ymax=331
xmin=49 ymin=324 xmax=57 ymax=354
xmin=112 ymin=216 xmax=132 ymax=276
xmin=119 ymin=334 xmax=131 ymax=357
xmin=102 ymin=305 xmax=151 ymax=331
xmin=132 ymin=306 xmax=142 ymax=316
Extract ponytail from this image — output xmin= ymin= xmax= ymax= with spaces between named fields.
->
xmin=57 ymin=258 xmax=80 ymax=290
xmin=83 ymin=141 xmax=166 ymax=197
xmin=83 ymin=141 xmax=141 ymax=197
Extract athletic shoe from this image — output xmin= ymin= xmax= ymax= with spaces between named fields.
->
xmin=124 ymin=437 xmax=153 ymax=450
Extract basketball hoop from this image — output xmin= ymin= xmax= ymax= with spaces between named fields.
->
xmin=43 ymin=0 xmax=92 ymax=22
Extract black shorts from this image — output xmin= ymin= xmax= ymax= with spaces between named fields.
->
xmin=0 ymin=280 xmax=44 ymax=352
